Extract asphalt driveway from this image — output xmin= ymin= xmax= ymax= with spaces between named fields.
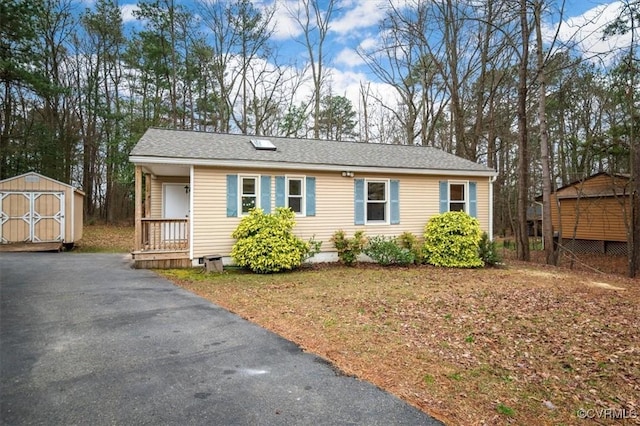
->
xmin=0 ymin=253 xmax=442 ymax=425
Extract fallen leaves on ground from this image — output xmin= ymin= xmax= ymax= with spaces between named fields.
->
xmin=75 ymin=223 xmax=135 ymax=252
xmin=161 ymin=262 xmax=640 ymax=426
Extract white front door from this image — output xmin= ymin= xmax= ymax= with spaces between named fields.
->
xmin=164 ymin=184 xmax=190 ymax=219
xmin=163 ymin=184 xmax=189 ymax=243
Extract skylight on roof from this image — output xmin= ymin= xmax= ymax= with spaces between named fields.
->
xmin=250 ymin=138 xmax=276 ymax=151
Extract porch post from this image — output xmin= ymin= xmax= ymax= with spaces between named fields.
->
xmin=134 ymin=165 xmax=142 ymax=251
xmin=144 ymin=173 xmax=151 ymax=218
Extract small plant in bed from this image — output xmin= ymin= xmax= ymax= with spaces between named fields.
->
xmin=363 ymin=235 xmax=415 ymax=266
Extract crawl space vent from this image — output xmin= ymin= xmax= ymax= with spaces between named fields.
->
xmin=250 ymin=139 xmax=277 ymax=151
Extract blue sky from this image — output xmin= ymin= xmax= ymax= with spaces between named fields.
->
xmin=116 ymin=0 xmax=633 ymax=111
xmin=119 ymin=0 xmax=630 ymax=64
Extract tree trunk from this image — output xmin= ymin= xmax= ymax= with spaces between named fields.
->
xmin=1 ymin=81 xmax=11 ymax=179
xmin=516 ymin=0 xmax=530 ymax=261
xmin=534 ymin=0 xmax=558 ymax=265
xmin=628 ymin=20 xmax=638 ymax=277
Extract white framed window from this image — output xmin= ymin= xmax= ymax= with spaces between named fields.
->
xmin=240 ymin=175 xmax=259 ymax=214
xmin=366 ymin=180 xmax=388 ymax=223
xmin=286 ymin=176 xmax=305 ymax=215
xmin=449 ymin=182 xmax=467 ymax=212
xmin=439 ymin=180 xmax=477 ymax=217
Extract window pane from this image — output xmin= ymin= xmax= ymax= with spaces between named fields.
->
xmin=367 ymin=203 xmax=385 ymax=221
xmin=450 ymin=184 xmax=465 ymax=201
xmin=288 ymin=197 xmax=302 ymax=213
xmin=450 ymin=202 xmax=465 ymax=212
xmin=288 ymin=179 xmax=302 ymax=196
xmin=242 ymin=196 xmax=256 ymax=213
xmin=242 ymin=178 xmax=256 ymax=195
xmin=368 ymin=182 xmax=386 ymax=201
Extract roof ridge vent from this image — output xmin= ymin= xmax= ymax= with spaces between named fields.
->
xmin=250 ymin=138 xmax=276 ymax=151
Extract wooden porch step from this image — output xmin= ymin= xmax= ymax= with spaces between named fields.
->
xmin=132 ymin=250 xmax=189 ymax=260
xmin=131 ymin=250 xmax=191 ymax=269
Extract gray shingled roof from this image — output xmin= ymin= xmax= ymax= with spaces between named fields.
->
xmin=130 ymin=128 xmax=495 ymax=175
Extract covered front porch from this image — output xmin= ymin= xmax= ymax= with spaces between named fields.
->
xmin=132 ymin=164 xmax=192 ymax=268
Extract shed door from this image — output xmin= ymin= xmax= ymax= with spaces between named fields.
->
xmin=0 ymin=192 xmax=65 ymax=243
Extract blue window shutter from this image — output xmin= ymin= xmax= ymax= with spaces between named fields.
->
xmin=354 ymin=179 xmax=365 ymax=225
xmin=226 ymin=174 xmax=238 ymax=217
xmin=390 ymin=180 xmax=400 ymax=224
xmin=261 ymin=175 xmax=271 ymax=213
xmin=275 ymin=176 xmax=285 ymax=207
xmin=306 ymin=177 xmax=316 ymax=216
xmin=439 ymin=181 xmax=449 ymax=213
xmin=469 ymin=181 xmax=477 ymax=218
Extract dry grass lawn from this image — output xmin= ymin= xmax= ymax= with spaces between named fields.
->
xmin=161 ymin=263 xmax=640 ymax=425
xmin=78 ymin=224 xmax=639 ymax=424
xmin=74 ymin=223 xmax=135 ymax=252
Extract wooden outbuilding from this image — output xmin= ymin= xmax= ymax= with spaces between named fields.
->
xmin=546 ymin=172 xmax=630 ymax=255
xmin=0 ymin=172 xmax=84 ymax=251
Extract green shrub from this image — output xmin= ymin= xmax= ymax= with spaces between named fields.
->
xmin=231 ymin=207 xmax=317 ymax=273
xmin=397 ymin=231 xmax=425 ymax=265
xmin=364 ymin=235 xmax=415 ymax=266
xmin=303 ymin=235 xmax=323 ymax=263
xmin=331 ymin=230 xmax=366 ymax=266
xmin=478 ymin=232 xmax=501 ymax=266
xmin=423 ymin=211 xmax=483 ymax=268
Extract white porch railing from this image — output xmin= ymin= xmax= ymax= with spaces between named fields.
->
xmin=140 ymin=218 xmax=188 ymax=251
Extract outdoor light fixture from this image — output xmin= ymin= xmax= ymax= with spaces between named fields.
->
xmin=341 ymin=171 xmax=354 ymax=178
xmin=184 ymin=185 xmax=190 ymax=194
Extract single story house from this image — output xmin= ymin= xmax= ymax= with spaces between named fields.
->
xmin=545 ymin=172 xmax=630 ymax=255
xmin=129 ymin=128 xmax=497 ymax=268
xmin=0 ymin=172 xmax=84 ymax=251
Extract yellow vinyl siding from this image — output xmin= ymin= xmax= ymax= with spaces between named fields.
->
xmin=149 ymin=176 xmax=189 ymax=218
xmin=191 ymin=167 xmax=235 ymax=257
xmin=190 ymin=167 xmax=492 ymax=259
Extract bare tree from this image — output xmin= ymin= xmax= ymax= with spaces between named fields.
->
xmin=199 ymin=0 xmax=276 ymax=134
xmin=359 ymin=82 xmax=371 ymax=143
xmin=359 ymin=1 xmax=447 ymax=146
xmin=34 ymin=0 xmax=81 ymax=184
xmin=287 ymin=0 xmax=336 ymax=139
xmin=534 ymin=0 xmax=563 ymax=265
xmin=603 ymin=0 xmax=638 ymax=276
xmin=515 ymin=0 xmax=531 ymax=261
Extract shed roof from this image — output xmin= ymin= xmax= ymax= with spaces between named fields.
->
xmin=554 ymin=172 xmax=630 ymax=199
xmin=130 ymin=128 xmax=496 ymax=177
xmin=0 ymin=172 xmax=85 ymax=195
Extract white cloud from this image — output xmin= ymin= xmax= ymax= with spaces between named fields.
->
xmin=327 ymin=66 xmax=399 ymax=112
xmin=358 ymin=36 xmax=379 ymax=52
xmin=335 ymin=48 xmax=365 ymax=67
xmin=120 ymin=4 xmax=139 ymax=24
xmin=272 ymin=0 xmax=390 ymax=41
xmin=330 ymin=0 xmax=388 ymax=35
xmin=271 ymin=0 xmax=306 ymax=40
xmin=548 ymin=1 xmax=636 ymax=65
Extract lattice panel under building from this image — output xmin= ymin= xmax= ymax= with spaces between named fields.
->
xmin=605 ymin=241 xmax=628 ymax=256
xmin=560 ymin=239 xmax=628 ymax=256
